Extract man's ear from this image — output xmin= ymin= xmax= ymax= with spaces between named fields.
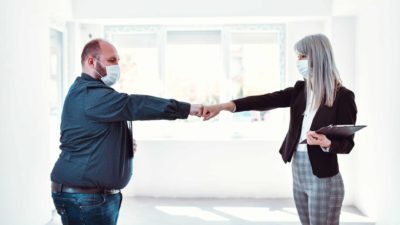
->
xmin=87 ymin=57 xmax=95 ymax=67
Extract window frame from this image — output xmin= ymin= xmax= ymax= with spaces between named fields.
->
xmin=104 ymin=24 xmax=288 ymax=140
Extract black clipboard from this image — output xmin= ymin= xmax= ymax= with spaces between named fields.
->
xmin=299 ymin=124 xmax=367 ymax=144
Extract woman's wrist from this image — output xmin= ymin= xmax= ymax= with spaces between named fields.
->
xmin=221 ymin=102 xmax=236 ymax=112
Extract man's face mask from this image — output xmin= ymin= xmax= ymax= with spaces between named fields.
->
xmin=94 ymin=59 xmax=120 ymax=86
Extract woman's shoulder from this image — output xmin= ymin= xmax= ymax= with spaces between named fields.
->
xmin=293 ymin=80 xmax=305 ymax=90
xmin=336 ymin=86 xmax=355 ymax=104
xmin=337 ymin=86 xmax=355 ymax=98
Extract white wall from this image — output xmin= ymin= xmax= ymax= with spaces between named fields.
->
xmin=326 ymin=15 xmax=358 ymax=206
xmin=333 ymin=0 xmax=400 ymax=224
xmin=0 ymin=0 xmax=51 ymax=224
xmin=124 ymin=137 xmax=356 ymax=205
xmin=329 ymin=16 xmax=356 ymax=90
xmin=0 ymin=0 xmax=73 ymax=224
xmin=125 ymin=140 xmax=292 ymax=198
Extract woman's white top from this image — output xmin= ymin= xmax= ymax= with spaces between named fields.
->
xmin=297 ymin=91 xmax=318 ymax=152
xmin=296 ymin=91 xmax=330 ymax=152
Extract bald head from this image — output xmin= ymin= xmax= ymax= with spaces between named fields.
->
xmin=81 ymin=39 xmax=115 ymax=66
xmin=81 ymin=39 xmax=120 ymax=79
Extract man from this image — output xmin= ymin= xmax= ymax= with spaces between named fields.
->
xmin=50 ymin=39 xmax=202 ymax=225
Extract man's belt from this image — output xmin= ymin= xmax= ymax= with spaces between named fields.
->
xmin=51 ymin=182 xmax=120 ymax=195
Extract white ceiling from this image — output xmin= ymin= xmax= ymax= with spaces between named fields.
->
xmin=70 ymin=0 xmax=333 ymax=19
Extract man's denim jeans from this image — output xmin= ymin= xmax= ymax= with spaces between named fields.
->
xmin=52 ymin=192 xmax=122 ymax=225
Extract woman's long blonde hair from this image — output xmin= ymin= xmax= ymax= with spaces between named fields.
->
xmin=295 ymin=34 xmax=342 ymax=108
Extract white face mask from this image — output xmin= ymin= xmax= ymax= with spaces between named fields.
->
xmin=296 ymin=59 xmax=309 ymax=79
xmin=95 ymin=60 xmax=120 ymax=86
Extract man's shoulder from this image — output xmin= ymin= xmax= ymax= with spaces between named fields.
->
xmin=66 ymin=78 xmax=117 ymax=102
xmin=75 ymin=77 xmax=115 ymax=92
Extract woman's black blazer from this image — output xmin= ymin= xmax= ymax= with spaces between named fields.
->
xmin=233 ymin=80 xmax=357 ymax=178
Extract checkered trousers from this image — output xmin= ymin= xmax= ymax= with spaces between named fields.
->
xmin=292 ymin=151 xmax=345 ymax=225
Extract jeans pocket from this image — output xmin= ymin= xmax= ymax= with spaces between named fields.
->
xmin=78 ymin=194 xmax=106 ymax=208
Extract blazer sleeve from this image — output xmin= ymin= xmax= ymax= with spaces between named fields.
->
xmin=232 ymin=81 xmax=301 ymax=112
xmin=329 ymin=89 xmax=358 ymax=154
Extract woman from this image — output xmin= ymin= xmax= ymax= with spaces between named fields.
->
xmin=202 ymin=34 xmax=357 ymax=225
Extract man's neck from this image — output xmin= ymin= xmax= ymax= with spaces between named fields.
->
xmin=82 ymin=69 xmax=98 ymax=80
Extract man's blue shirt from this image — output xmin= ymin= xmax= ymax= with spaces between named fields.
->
xmin=51 ymin=73 xmax=190 ymax=189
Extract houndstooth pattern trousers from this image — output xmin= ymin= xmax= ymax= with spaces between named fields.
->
xmin=292 ymin=151 xmax=345 ymax=225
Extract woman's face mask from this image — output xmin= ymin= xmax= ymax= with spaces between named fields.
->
xmin=296 ymin=59 xmax=309 ymax=79
xmin=94 ymin=60 xmax=121 ymax=86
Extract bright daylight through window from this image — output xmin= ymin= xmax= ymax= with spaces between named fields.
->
xmin=106 ymin=25 xmax=287 ymax=140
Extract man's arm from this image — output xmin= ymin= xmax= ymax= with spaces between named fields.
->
xmin=84 ymin=86 xmax=198 ymax=122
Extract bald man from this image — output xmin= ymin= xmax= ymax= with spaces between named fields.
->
xmin=50 ymin=39 xmax=203 ymax=225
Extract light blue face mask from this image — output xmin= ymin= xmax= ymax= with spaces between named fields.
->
xmin=95 ymin=60 xmax=121 ymax=86
xmin=297 ymin=59 xmax=309 ymax=79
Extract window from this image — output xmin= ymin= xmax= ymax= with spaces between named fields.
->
xmin=105 ymin=25 xmax=287 ymax=140
xmin=112 ymin=33 xmax=162 ymax=96
xmin=229 ymin=32 xmax=282 ymax=122
xmin=49 ymin=29 xmax=64 ymax=115
xmin=165 ymin=30 xmax=224 ymax=104
xmin=49 ymin=28 xmax=66 ymax=169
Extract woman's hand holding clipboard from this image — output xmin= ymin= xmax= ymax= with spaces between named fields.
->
xmin=299 ymin=124 xmax=367 ymax=144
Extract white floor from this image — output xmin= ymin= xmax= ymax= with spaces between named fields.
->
xmin=47 ymin=197 xmax=375 ymax=225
